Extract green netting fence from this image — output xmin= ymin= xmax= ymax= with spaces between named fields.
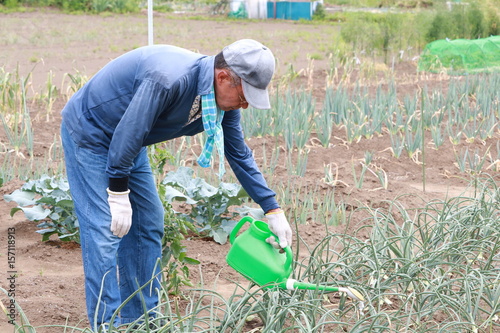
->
xmin=418 ymin=35 xmax=500 ymax=75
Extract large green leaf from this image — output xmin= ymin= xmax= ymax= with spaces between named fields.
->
xmin=219 ymin=182 xmax=245 ymax=197
xmin=164 ymin=187 xmax=196 ymax=205
xmin=221 ymin=219 xmax=238 ymax=234
xmin=37 ymin=196 xmax=56 ymax=206
xmin=4 ymin=189 xmax=37 ymax=206
xmin=236 ymin=206 xmax=265 ymax=219
xmin=189 ymin=177 xmax=217 ymax=199
xmin=20 ymin=205 xmax=51 ymax=221
xmin=36 ymin=229 xmax=57 ymax=242
xmin=161 ymin=166 xmax=253 ymax=244
xmin=162 ymin=166 xmax=195 ymax=189
xmin=212 ymin=228 xmax=229 ymax=245
xmin=55 ymin=199 xmax=75 ymax=211
xmin=49 ymin=188 xmax=72 ymax=201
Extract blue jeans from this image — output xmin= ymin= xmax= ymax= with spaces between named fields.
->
xmin=61 ymin=122 xmax=164 ymax=328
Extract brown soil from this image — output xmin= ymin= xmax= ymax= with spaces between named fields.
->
xmin=0 ymin=9 xmax=497 ymax=333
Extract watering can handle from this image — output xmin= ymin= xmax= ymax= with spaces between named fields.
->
xmin=229 ymin=216 xmax=255 ymax=244
xmin=230 ymin=216 xmax=293 ymax=269
xmin=283 ymin=245 xmax=293 ymax=270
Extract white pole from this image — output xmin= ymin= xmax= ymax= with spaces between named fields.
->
xmin=148 ymin=0 xmax=153 ymax=45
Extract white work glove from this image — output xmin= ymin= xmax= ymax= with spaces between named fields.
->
xmin=265 ymin=235 xmax=282 ymax=250
xmin=265 ymin=209 xmax=292 ymax=249
xmin=107 ymin=188 xmax=132 ymax=238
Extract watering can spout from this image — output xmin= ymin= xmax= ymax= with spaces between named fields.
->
xmin=226 ymin=217 xmax=365 ymax=310
xmin=286 ymin=279 xmax=365 ymax=305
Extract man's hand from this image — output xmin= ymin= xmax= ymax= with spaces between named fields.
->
xmin=107 ymin=188 xmax=132 ymax=238
xmin=265 ymin=209 xmax=292 ymax=248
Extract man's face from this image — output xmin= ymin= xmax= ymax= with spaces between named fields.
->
xmin=214 ymin=69 xmax=249 ymax=111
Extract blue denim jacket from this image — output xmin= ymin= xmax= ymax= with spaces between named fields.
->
xmin=62 ymin=45 xmax=278 ymax=212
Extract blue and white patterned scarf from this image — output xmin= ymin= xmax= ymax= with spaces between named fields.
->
xmin=197 ymin=87 xmax=225 ymax=178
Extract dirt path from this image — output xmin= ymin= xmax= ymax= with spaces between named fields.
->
xmin=0 ymin=180 xmax=86 ymax=332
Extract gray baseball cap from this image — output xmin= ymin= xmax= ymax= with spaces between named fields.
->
xmin=223 ymin=39 xmax=275 ymax=110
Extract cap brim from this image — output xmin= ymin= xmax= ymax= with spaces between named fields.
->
xmin=242 ymin=80 xmax=271 ymax=110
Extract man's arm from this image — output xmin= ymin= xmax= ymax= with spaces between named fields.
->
xmin=221 ymin=109 xmax=292 ymax=247
xmin=106 ymin=79 xmax=169 ymax=191
xmin=221 ymin=109 xmax=279 ymax=213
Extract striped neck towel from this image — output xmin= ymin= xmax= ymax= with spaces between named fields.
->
xmin=197 ymin=87 xmax=225 ymax=178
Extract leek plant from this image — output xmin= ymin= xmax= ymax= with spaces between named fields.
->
xmin=446 ymin=124 xmax=462 ymax=145
xmin=39 ymin=70 xmax=58 ymax=122
xmin=486 ymin=141 xmax=500 ymax=172
xmin=0 ymin=68 xmax=18 ymax=113
xmin=454 ymin=147 xmax=489 ymax=176
xmin=316 ymin=189 xmax=347 ymax=226
xmin=64 ymin=70 xmax=89 ymax=99
xmin=317 ymin=73 xmax=498 ymax=165
xmin=387 ymin=127 xmax=405 ymax=159
xmin=430 ymin=107 xmax=445 ymax=148
xmin=322 ymin=162 xmax=340 ymax=186
xmin=454 ymin=147 xmax=470 ymax=173
xmin=314 ymin=96 xmax=335 ymax=148
xmin=240 ymin=105 xmax=274 ymax=138
xmin=239 ymin=106 xmax=261 ymax=138
xmin=351 ymin=160 xmax=368 ymax=189
xmin=403 ymin=127 xmax=422 ymax=159
xmin=285 ymin=148 xmax=309 ymax=177
xmin=156 ymin=137 xmax=189 ymax=168
xmin=0 ymin=152 xmax=62 ymax=182
xmin=365 ymin=165 xmax=388 ymax=190
xmin=327 ymin=85 xmax=350 ymax=126
xmin=420 ymin=88 xmax=426 ymax=192
xmin=0 ymin=75 xmax=34 ymax=157
xmin=272 ymin=178 xmax=312 ymax=217
xmin=260 ymin=139 xmax=281 ymax=176
xmin=282 ymin=90 xmax=315 ymax=151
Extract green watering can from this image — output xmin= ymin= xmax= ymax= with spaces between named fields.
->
xmin=226 ymin=216 xmax=365 ymax=303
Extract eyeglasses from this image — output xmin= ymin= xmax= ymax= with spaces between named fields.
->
xmin=237 ymin=90 xmax=247 ymax=106
xmin=230 ymin=73 xmax=247 ymax=106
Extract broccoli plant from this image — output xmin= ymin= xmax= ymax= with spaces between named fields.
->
xmin=4 ymin=175 xmax=79 ymax=243
xmin=162 ymin=166 xmax=259 ymax=244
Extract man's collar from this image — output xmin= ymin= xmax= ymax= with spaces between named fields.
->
xmin=197 ymin=55 xmax=215 ymax=96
